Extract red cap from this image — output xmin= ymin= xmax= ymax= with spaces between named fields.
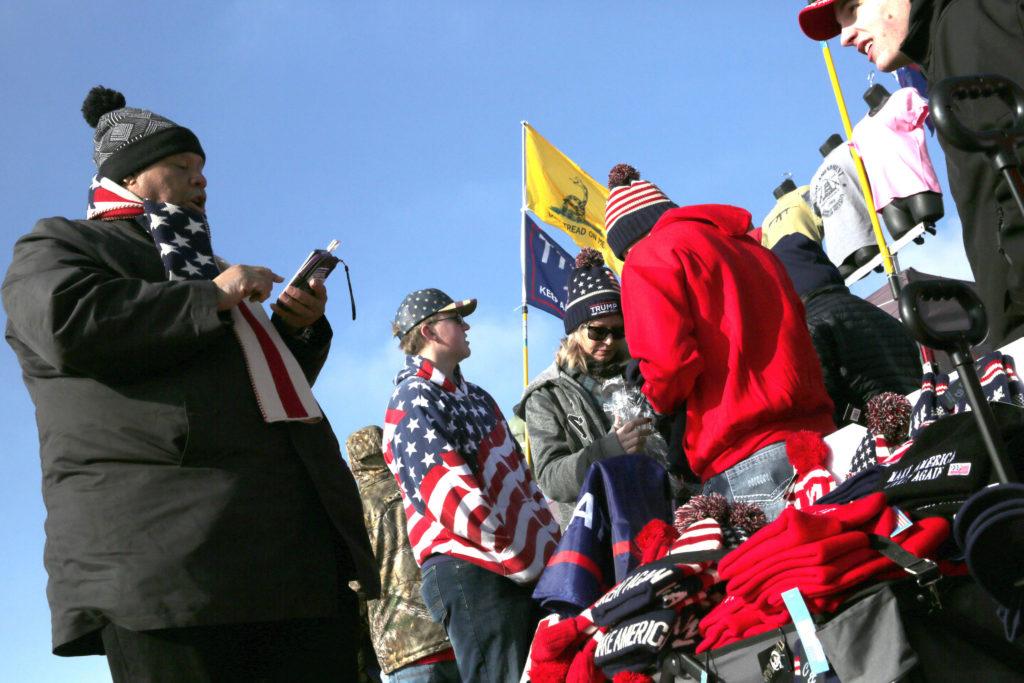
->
xmin=799 ymin=0 xmax=841 ymax=41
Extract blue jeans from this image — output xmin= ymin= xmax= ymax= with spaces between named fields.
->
xmin=701 ymin=441 xmax=795 ymax=521
xmin=387 ymin=659 xmax=460 ymax=683
xmin=420 ymin=558 xmax=539 ymax=683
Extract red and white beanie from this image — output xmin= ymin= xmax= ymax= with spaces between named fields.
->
xmin=604 ymin=164 xmax=676 ymax=259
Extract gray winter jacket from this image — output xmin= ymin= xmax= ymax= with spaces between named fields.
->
xmin=515 ymin=362 xmax=626 ymax=526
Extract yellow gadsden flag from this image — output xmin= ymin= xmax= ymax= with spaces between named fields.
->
xmin=524 ymin=124 xmax=623 ymax=274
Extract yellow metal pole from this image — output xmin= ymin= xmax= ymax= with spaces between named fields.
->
xmin=820 ymin=41 xmax=897 ymax=279
xmin=522 ymin=307 xmax=532 ymax=468
xmin=520 ymin=122 xmax=533 ymax=469
xmin=522 ymin=308 xmax=529 ymax=389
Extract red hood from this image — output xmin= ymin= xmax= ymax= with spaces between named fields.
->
xmin=649 ymin=204 xmax=753 ymax=239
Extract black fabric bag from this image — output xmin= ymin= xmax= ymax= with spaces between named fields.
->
xmin=658 ymin=535 xmax=1024 ymax=682
xmin=896 ymin=576 xmax=1024 ymax=683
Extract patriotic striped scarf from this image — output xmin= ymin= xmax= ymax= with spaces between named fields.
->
xmin=87 ymin=176 xmax=322 ymax=423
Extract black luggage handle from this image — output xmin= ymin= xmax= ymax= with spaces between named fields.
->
xmin=898 ymin=280 xmax=1018 ymax=484
xmin=898 ymin=280 xmax=988 ymax=352
xmin=931 ymin=75 xmax=1024 ymax=169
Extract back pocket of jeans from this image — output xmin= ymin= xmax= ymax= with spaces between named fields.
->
xmin=726 ymin=454 xmax=795 ymax=506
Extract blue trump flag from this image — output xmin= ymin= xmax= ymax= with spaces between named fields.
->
xmin=532 ymin=455 xmax=673 ymax=616
xmin=524 ymin=215 xmax=573 ymax=318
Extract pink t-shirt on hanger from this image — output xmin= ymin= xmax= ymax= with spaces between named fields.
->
xmin=851 ymin=87 xmax=942 ymax=210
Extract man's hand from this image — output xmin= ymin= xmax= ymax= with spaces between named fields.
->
xmin=213 ymin=265 xmax=284 ymax=311
xmin=271 ymin=278 xmax=328 ymax=331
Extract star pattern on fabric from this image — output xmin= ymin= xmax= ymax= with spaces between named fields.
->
xmin=394 ymin=288 xmax=460 ymax=335
xmin=141 ymin=200 xmax=220 ymax=281
xmin=387 ymin=362 xmax=501 ymax=508
xmin=569 ymin=267 xmax=620 ymax=298
xmin=184 ymin=217 xmax=207 ymax=235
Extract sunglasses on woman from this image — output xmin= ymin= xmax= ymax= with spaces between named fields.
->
xmin=585 ymin=325 xmax=626 ymax=342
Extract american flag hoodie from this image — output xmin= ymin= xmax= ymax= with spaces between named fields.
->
xmin=383 ymin=355 xmax=560 ymax=584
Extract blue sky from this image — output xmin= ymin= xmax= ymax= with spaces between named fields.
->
xmin=0 ymin=1 xmax=972 ymax=679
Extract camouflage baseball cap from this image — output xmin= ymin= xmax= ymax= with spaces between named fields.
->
xmin=345 ymin=425 xmax=384 ymax=463
xmin=392 ymin=288 xmax=477 ymax=338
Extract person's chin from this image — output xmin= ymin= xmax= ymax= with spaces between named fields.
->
xmin=877 ymin=50 xmax=912 ymax=72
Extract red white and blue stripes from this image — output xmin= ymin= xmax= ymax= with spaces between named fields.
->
xmin=383 ymin=356 xmax=560 ymax=584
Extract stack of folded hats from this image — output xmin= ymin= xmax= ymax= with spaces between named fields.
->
xmin=696 ymin=493 xmax=950 ymax=652
xmin=879 ymin=404 xmax=1024 ymax=519
xmin=528 ymin=517 xmax=726 ymax=683
xmin=954 ymin=483 xmax=1024 ymax=641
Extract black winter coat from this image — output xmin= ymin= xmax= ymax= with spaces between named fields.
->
xmin=903 ymin=0 xmax=1024 ymax=347
xmin=2 ymin=217 xmax=378 ymax=656
xmin=803 ymin=285 xmax=922 ymax=424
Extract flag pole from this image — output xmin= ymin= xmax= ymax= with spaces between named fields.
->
xmin=520 ymin=121 xmax=533 ymax=468
xmin=820 ymin=41 xmax=902 ymax=300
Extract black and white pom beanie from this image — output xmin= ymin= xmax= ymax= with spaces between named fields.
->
xmin=82 ymin=86 xmax=205 ymax=182
xmin=563 ymin=248 xmax=622 ymax=334
xmin=604 ymin=164 xmax=677 ymax=260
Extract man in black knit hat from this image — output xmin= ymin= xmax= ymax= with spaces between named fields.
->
xmin=2 ymin=86 xmax=378 ymax=680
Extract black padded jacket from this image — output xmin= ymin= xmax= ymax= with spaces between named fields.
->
xmin=803 ymin=285 xmax=922 ymax=425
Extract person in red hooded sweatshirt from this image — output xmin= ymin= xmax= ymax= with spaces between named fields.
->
xmin=606 ymin=164 xmax=836 ymax=520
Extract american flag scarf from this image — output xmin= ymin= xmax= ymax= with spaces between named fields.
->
xmin=87 ymin=176 xmax=322 ymax=423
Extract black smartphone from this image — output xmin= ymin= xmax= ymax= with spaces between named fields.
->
xmin=288 ymin=240 xmax=340 ymax=293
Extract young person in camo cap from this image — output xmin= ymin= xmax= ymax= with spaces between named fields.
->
xmin=382 ymin=288 xmax=560 ymax=683
xmin=516 ymin=247 xmax=674 ymax=528
xmin=606 ymin=164 xmax=836 ymax=521
xmin=2 ymin=86 xmax=377 ymax=679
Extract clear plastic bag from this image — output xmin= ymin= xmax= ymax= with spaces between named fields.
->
xmin=599 ymin=376 xmax=669 ymax=461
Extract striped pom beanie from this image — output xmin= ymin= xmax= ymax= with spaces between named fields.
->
xmin=605 ymin=164 xmax=676 ymax=259
xmin=564 ymin=248 xmax=622 ymax=334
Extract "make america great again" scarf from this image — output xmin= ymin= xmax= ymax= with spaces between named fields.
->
xmin=87 ymin=176 xmax=323 ymax=423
